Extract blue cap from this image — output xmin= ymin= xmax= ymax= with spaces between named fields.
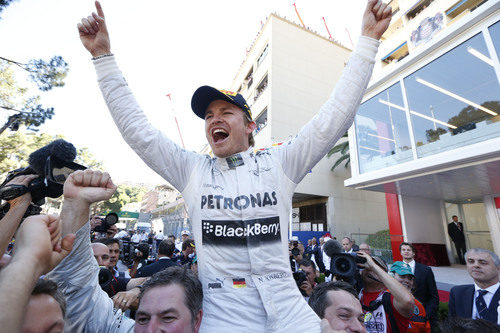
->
xmin=191 ymin=86 xmax=252 ymax=120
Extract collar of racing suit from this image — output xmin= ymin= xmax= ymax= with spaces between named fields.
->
xmin=215 ymin=147 xmax=255 ymax=170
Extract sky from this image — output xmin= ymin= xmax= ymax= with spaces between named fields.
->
xmin=0 ymin=0 xmax=366 ymax=186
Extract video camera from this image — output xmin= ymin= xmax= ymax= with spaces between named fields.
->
xmin=323 ymin=239 xmax=366 ymax=281
xmin=93 ymin=213 xmax=119 ymax=233
xmin=0 ymin=139 xmax=86 ymax=219
xmin=293 ymin=269 xmax=308 ymax=297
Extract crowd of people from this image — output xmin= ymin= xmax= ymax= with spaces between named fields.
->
xmin=0 ymin=0 xmax=498 ymax=332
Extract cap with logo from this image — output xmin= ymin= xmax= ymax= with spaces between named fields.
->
xmin=389 ymin=261 xmax=415 ymax=277
xmin=191 ymin=85 xmax=252 ymax=120
xmin=181 ymin=230 xmax=190 ymax=236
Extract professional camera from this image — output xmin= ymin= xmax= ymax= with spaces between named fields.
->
xmin=93 ymin=212 xmax=119 ymax=233
xmin=98 ymin=266 xmax=113 ymax=289
xmin=0 ymin=139 xmax=86 ymax=219
xmin=293 ymin=269 xmax=308 ymax=297
xmin=323 ymin=239 xmax=366 ymax=281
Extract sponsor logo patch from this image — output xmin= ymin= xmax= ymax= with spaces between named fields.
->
xmin=202 ymin=217 xmax=280 ymax=246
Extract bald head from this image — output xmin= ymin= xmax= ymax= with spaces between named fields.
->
xmin=91 ymin=243 xmax=110 ymax=267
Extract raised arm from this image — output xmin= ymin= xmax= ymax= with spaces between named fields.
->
xmin=77 ymin=1 xmax=201 ymax=191
xmin=275 ymin=0 xmax=392 ymax=183
xmin=49 ymin=169 xmax=134 ymax=332
xmin=0 ymin=215 xmax=75 ymax=332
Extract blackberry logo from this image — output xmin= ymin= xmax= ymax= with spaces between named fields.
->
xmin=202 ymin=216 xmax=280 ymax=246
xmin=203 ymin=222 xmax=214 ymax=233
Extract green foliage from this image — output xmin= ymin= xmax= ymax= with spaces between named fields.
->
xmin=0 ymin=55 xmax=68 ymax=134
xmin=437 ymin=302 xmax=448 ymax=322
xmin=0 ymin=131 xmax=102 ymax=178
xmin=98 ymin=184 xmax=148 ymax=214
xmin=327 ymin=132 xmax=350 ymax=171
xmin=366 ymin=229 xmax=391 ymax=250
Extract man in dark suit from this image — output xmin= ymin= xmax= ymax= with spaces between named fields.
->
xmin=136 ymin=239 xmax=178 ymax=278
xmin=400 ymin=242 xmax=439 ymax=331
xmin=448 ymin=215 xmax=466 ymax=265
xmin=449 ymin=248 xmax=500 ymax=325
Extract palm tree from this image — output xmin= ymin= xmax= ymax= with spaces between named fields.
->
xmin=327 ymin=132 xmax=350 ymax=171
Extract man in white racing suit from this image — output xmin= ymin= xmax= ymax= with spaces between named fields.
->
xmin=69 ymin=0 xmax=392 ymax=331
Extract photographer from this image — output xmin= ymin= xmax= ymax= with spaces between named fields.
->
xmin=129 ymin=242 xmax=150 ymax=278
xmin=298 ymin=259 xmax=319 ymax=300
xmin=0 ymin=174 xmax=38 ymax=254
xmin=290 ymin=238 xmax=304 ymax=272
xmin=358 ymin=252 xmax=414 ymax=333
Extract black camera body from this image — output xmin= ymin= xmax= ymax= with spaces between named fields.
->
xmin=98 ymin=266 xmax=113 ymax=290
xmin=94 ymin=213 xmax=119 ymax=233
xmin=330 ymin=253 xmax=366 ymax=280
xmin=293 ymin=269 xmax=308 ymax=297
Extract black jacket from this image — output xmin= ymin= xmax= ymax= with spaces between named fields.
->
xmin=413 ymin=262 xmax=439 ymax=318
xmin=448 ymin=222 xmax=465 ymax=244
xmin=136 ymin=258 xmax=178 ymax=278
xmin=449 ymin=284 xmax=500 ymax=324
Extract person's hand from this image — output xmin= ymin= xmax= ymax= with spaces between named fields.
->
xmin=112 ymin=288 xmax=141 ymax=311
xmin=5 ymin=174 xmax=38 ymax=207
xmin=356 ymin=251 xmax=377 ymax=270
xmin=90 ymin=216 xmax=103 ymax=231
xmin=320 ymin=318 xmax=347 ymax=333
xmin=361 ymin=0 xmax=392 ymax=40
xmin=63 ymin=169 xmax=116 ymax=204
xmin=300 ymin=280 xmax=314 ymax=297
xmin=13 ymin=215 xmax=75 ymax=276
xmin=77 ymin=1 xmax=111 ymax=57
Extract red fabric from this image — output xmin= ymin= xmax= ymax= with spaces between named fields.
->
xmin=412 ymin=243 xmax=450 ymax=266
xmin=361 ymin=291 xmax=410 ymax=333
xmin=385 ymin=193 xmax=404 ymax=262
xmin=438 ymin=289 xmax=450 ymax=302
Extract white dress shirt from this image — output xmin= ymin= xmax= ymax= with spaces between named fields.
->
xmin=403 ymin=259 xmax=416 ymax=274
xmin=472 ymin=281 xmax=500 ymax=322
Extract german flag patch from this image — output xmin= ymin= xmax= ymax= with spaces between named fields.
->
xmin=232 ymin=278 xmax=247 ymax=288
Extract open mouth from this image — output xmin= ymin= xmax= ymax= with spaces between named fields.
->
xmin=212 ymin=128 xmax=229 ymax=144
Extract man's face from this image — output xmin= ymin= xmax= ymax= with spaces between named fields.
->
xmin=312 ymin=237 xmax=317 ymax=245
xmin=107 ymin=243 xmax=120 ymax=270
xmin=135 ymin=284 xmax=202 ymax=333
xmin=342 ymin=238 xmax=352 ymax=252
xmin=319 ymin=237 xmax=324 ymax=246
xmin=182 ymin=235 xmax=189 ymax=242
xmin=359 ymin=244 xmax=371 ymax=255
xmin=300 ymin=265 xmax=316 ymax=285
xmin=204 ymin=100 xmax=256 ymax=158
xmin=22 ymin=294 xmax=64 ymax=333
xmin=400 ymin=245 xmax=415 ymax=261
xmin=393 ymin=273 xmax=415 ymax=291
xmin=168 ymin=236 xmax=176 ymax=243
xmin=466 ymin=251 xmax=500 ymax=286
xmin=106 ymin=224 xmax=118 ymax=238
xmin=452 ymin=216 xmax=458 ymax=222
xmin=323 ymin=290 xmax=366 ymax=333
xmin=91 ymin=243 xmax=110 ymax=267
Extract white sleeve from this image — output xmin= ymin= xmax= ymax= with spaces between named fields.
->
xmin=274 ymin=36 xmax=379 ymax=184
xmin=93 ymin=56 xmax=204 ymax=192
xmin=47 ymin=223 xmax=135 ymax=333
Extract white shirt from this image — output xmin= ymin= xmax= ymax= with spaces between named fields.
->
xmin=403 ymin=259 xmax=416 ymax=274
xmin=155 ymin=233 xmax=164 ymax=240
xmin=472 ymin=281 xmax=500 ymax=321
xmin=131 ymin=234 xmax=141 ymax=243
xmin=114 ymin=230 xmax=128 ymax=239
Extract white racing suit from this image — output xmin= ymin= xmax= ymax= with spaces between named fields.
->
xmin=49 ymin=36 xmax=378 ymax=332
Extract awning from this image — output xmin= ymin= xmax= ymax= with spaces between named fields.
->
xmin=381 ymin=41 xmax=408 ymax=61
xmin=446 ymin=0 xmax=468 ymax=15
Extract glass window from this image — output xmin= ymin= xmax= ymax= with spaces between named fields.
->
xmin=355 ymin=82 xmax=413 ymax=173
xmin=404 ymin=31 xmax=500 ymax=158
xmin=257 ymin=44 xmax=269 ymax=67
xmin=253 ymin=107 xmax=268 ymax=136
xmin=489 ymin=21 xmax=500 ymax=58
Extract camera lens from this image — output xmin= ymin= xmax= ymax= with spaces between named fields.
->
xmin=335 ymin=257 xmax=351 ymax=273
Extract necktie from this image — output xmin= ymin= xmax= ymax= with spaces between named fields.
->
xmin=476 ymin=289 xmax=488 ymax=319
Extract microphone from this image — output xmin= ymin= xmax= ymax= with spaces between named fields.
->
xmin=28 ymin=139 xmax=77 ymax=175
xmin=323 ymin=239 xmax=343 ymax=258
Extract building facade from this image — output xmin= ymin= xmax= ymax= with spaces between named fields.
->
xmin=346 ymin=0 xmax=500 ymax=263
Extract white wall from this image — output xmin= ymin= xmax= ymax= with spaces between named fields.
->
xmin=400 ymin=195 xmax=446 ymax=244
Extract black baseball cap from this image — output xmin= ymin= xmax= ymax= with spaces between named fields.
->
xmin=191 ymin=85 xmax=252 ymax=120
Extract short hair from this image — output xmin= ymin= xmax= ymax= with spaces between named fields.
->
xmin=182 ymin=239 xmax=194 ymax=251
xmin=140 ymin=267 xmax=203 ymax=326
xmin=439 ymin=316 xmax=500 ymax=333
xmin=399 ymin=242 xmax=416 ymax=253
xmin=158 ymin=240 xmax=176 ymax=257
xmin=241 ymin=115 xmax=255 ymax=147
xmin=465 ymin=248 xmax=500 ymax=267
xmin=32 ymin=279 xmax=66 ymax=317
xmin=342 ymin=237 xmax=351 ymax=242
xmin=168 ymin=234 xmax=176 ymax=240
xmin=452 ymin=215 xmax=458 ymax=219
xmin=102 ymin=238 xmax=120 ymax=247
xmin=299 ymin=259 xmax=316 ymax=272
xmin=308 ymin=281 xmax=358 ymax=319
